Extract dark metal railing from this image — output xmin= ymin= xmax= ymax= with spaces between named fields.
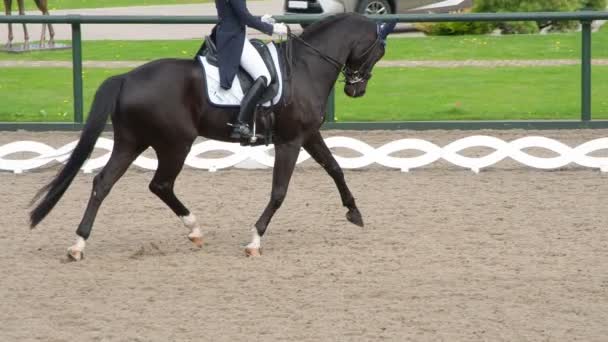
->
xmin=1 ymin=11 xmax=608 ymax=130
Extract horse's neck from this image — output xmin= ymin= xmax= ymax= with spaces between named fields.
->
xmin=288 ymin=27 xmax=355 ymax=96
xmin=301 ymin=25 xmax=355 ymax=66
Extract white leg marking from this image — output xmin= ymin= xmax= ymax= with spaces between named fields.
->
xmin=72 ymin=236 xmax=86 ymax=251
xmin=67 ymin=236 xmax=86 ymax=260
xmin=181 ymin=214 xmax=204 ymax=247
xmin=246 ymin=228 xmax=261 ymax=249
xmin=180 ymin=214 xmax=203 ymax=238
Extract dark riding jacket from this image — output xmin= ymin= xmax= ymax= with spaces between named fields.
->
xmin=212 ymin=0 xmax=273 ymax=89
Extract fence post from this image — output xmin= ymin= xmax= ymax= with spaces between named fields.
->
xmin=71 ymin=22 xmax=84 ymax=124
xmin=326 ymin=87 xmax=336 ymax=122
xmin=581 ymin=20 xmax=592 ymax=121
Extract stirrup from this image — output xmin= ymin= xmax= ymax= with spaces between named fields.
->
xmin=230 ymin=123 xmax=252 ymax=139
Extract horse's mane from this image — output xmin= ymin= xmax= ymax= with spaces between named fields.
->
xmin=299 ymin=13 xmax=361 ymax=40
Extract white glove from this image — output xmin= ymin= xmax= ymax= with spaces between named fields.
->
xmin=261 ymin=14 xmax=276 ymax=25
xmin=272 ymin=23 xmax=288 ymax=38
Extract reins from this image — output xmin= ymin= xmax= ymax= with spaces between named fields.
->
xmin=287 ymin=31 xmax=344 ymax=71
xmin=277 ymin=25 xmax=382 ymax=108
xmin=282 ymin=28 xmax=382 ymax=86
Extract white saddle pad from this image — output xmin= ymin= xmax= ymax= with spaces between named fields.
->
xmin=197 ymin=42 xmax=283 ymax=108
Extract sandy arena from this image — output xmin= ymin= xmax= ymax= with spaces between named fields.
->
xmin=1 ymin=129 xmax=607 ymax=341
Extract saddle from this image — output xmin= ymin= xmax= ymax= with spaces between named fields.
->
xmin=196 ymin=37 xmax=283 ymax=108
xmin=194 ymin=37 xmax=287 ymax=146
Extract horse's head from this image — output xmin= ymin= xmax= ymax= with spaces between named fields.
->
xmin=343 ymin=21 xmax=396 ymax=98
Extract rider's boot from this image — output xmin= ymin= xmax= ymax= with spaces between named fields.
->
xmin=230 ymin=76 xmax=268 ymax=140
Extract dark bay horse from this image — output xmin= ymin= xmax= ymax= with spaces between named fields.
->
xmin=29 ymin=13 xmax=395 ymax=260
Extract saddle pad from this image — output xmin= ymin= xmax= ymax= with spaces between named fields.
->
xmin=198 ymin=42 xmax=283 ymax=108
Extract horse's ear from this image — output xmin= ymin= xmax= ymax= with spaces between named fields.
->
xmin=378 ymin=21 xmax=397 ymax=41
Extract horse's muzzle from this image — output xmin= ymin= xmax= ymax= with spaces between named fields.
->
xmin=344 ymin=83 xmax=366 ymax=98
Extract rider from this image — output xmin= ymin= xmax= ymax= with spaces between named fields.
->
xmin=212 ymin=0 xmax=288 ymax=139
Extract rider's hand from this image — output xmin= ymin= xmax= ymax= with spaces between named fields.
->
xmin=261 ymin=14 xmax=276 ymax=25
xmin=273 ymin=23 xmax=288 ymax=38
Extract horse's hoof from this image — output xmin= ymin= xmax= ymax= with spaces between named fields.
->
xmin=188 ymin=235 xmax=204 ymax=248
xmin=245 ymin=247 xmax=262 ymax=257
xmin=67 ymin=248 xmax=83 ymax=261
xmin=346 ymin=208 xmax=364 ymax=227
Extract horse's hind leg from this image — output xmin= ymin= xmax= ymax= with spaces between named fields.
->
xmin=149 ymin=142 xmax=203 ymax=247
xmin=303 ymin=131 xmax=363 ymax=227
xmin=249 ymin=142 xmax=301 ymax=256
xmin=68 ymin=141 xmax=145 ymax=261
xmin=35 ymin=0 xmax=54 ymax=46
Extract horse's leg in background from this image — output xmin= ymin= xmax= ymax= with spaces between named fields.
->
xmin=148 ymin=140 xmax=204 ymax=247
xmin=17 ymin=0 xmax=28 ymax=49
xmin=247 ymin=141 xmax=302 ymax=256
xmin=34 ymin=0 xmax=53 ymax=47
xmin=67 ymin=139 xmax=146 ymax=261
xmin=303 ymin=131 xmax=363 ymax=227
xmin=43 ymin=0 xmax=54 ymax=47
xmin=34 ymin=0 xmax=45 ymax=47
xmin=4 ymin=0 xmax=13 ymax=48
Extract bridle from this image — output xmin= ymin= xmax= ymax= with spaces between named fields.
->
xmin=286 ymin=30 xmax=383 ymax=85
xmin=343 ymin=36 xmax=382 ymax=85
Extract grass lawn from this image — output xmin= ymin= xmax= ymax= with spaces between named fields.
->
xmin=0 ymin=26 xmax=607 ymax=62
xmin=14 ymin=0 xmax=206 ymax=11
xmin=0 ymin=68 xmax=129 ymax=122
xmin=336 ymin=66 xmax=608 ymax=121
xmin=2 ymin=66 xmax=608 ymax=122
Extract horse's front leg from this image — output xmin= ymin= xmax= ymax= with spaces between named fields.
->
xmin=17 ymin=0 xmax=28 ymax=49
xmin=247 ymin=141 xmax=301 ymax=256
xmin=4 ymin=0 xmax=13 ymax=48
xmin=303 ymin=131 xmax=363 ymax=227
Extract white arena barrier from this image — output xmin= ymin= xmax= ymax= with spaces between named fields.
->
xmin=1 ymin=136 xmax=608 ymax=174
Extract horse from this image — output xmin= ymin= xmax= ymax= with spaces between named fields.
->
xmin=29 ymin=13 xmax=396 ymax=261
xmin=3 ymin=0 xmax=55 ymax=49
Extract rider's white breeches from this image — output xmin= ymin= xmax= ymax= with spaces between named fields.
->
xmin=241 ymin=38 xmax=271 ymax=87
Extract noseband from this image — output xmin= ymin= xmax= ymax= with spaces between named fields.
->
xmin=287 ymin=31 xmax=382 ymax=85
xmin=343 ymin=37 xmax=382 ymax=85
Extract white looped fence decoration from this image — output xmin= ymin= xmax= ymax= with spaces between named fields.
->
xmin=1 ymin=136 xmax=608 ymax=174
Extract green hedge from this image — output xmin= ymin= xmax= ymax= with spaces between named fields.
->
xmin=474 ymin=0 xmax=602 ymax=12
xmin=419 ymin=0 xmax=607 ymax=35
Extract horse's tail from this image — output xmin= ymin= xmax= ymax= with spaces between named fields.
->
xmin=29 ymin=75 xmax=125 ymax=228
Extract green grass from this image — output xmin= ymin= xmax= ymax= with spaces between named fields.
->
xmin=2 ymin=66 xmax=608 ymax=122
xmin=0 ymin=68 xmax=129 ymax=122
xmin=337 ymin=66 xmax=608 ymax=121
xmin=1 ymin=26 xmax=607 ymax=62
xmin=13 ymin=0 xmax=205 ymax=11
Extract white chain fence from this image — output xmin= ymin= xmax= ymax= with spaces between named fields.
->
xmin=1 ymin=136 xmax=608 ymax=174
